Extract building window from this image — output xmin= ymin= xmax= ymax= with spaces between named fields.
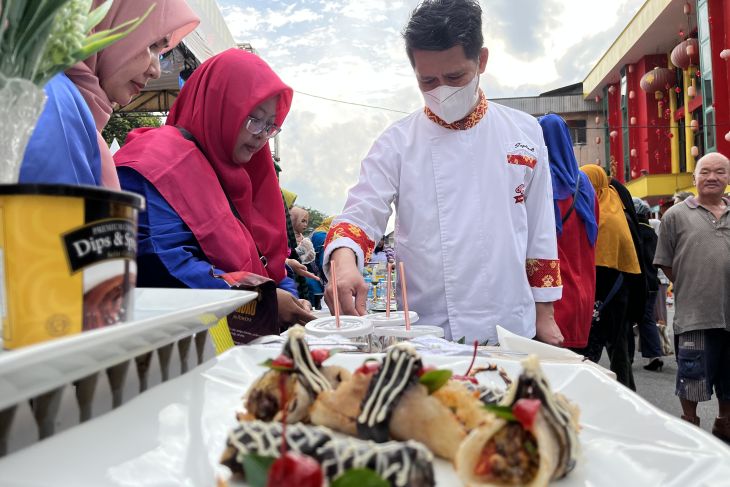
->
xmin=698 ymin=0 xmax=715 ymax=153
xmin=620 ymin=68 xmax=630 ymax=181
xmin=566 ymin=119 xmax=587 ymax=145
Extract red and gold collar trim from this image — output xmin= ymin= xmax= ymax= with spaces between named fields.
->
xmin=424 ymin=90 xmax=488 ymax=130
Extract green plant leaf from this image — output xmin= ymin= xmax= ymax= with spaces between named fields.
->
xmin=483 ymin=404 xmax=516 ymax=422
xmin=419 ymin=369 xmax=452 ymax=394
xmin=241 ymin=454 xmax=276 ymax=487
xmin=331 ymin=468 xmax=389 ymax=487
xmin=34 ymin=3 xmax=156 ymax=84
xmin=85 ymin=0 xmax=112 ymax=33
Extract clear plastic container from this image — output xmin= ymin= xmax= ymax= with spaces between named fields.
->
xmin=372 ymin=324 xmax=445 ymax=351
xmin=368 ymin=311 xmax=419 ymax=328
xmin=304 ymin=316 xmax=375 ymax=351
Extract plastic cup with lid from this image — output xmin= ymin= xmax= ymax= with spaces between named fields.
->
xmin=372 ymin=324 xmax=445 ymax=351
xmin=368 ymin=310 xmax=419 ymax=328
xmin=305 ymin=316 xmax=375 ymax=351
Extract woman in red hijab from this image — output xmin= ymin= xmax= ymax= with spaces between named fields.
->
xmin=114 ymin=48 xmax=314 ymax=326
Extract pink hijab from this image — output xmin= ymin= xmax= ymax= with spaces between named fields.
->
xmin=66 ymin=0 xmax=199 ymax=189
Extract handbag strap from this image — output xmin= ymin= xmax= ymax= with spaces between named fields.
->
xmin=175 ymin=126 xmax=267 ymax=268
xmin=595 ymin=273 xmax=624 ymax=316
xmin=561 ymin=174 xmax=581 ymax=224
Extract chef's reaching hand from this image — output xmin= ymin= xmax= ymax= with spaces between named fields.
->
xmin=534 ymin=302 xmax=564 ymax=347
xmin=324 ymin=248 xmax=368 ymax=316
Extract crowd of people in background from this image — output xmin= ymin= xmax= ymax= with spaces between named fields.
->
xmin=14 ymin=0 xmax=729 ymax=443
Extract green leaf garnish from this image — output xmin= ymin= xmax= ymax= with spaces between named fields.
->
xmin=484 ymin=404 xmax=516 ymax=422
xmin=241 ymin=454 xmax=276 ymax=487
xmin=419 ymin=369 xmax=452 ymax=394
xmin=524 ymin=439 xmax=537 ymax=456
xmin=331 ymin=468 xmax=389 ymax=487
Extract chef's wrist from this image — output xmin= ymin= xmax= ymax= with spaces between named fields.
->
xmin=331 ymin=247 xmax=357 ymax=265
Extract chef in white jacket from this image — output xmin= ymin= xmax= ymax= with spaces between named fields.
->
xmin=323 ymin=0 xmax=564 ymax=345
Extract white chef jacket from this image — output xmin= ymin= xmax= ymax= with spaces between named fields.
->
xmin=324 ymin=101 xmax=561 ymax=344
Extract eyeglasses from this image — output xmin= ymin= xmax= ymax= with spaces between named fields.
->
xmin=245 ymin=115 xmax=281 ymax=139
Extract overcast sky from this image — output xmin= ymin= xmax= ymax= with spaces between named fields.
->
xmin=218 ymin=0 xmax=644 ymax=218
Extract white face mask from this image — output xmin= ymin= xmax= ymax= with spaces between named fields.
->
xmin=422 ymin=73 xmax=480 ymax=123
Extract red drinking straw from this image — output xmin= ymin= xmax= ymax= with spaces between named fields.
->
xmin=386 ymin=262 xmax=393 ymax=318
xmin=399 ymin=261 xmax=411 ymax=330
xmin=331 ymin=260 xmax=341 ymax=328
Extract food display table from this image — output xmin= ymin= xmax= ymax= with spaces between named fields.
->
xmin=1 ymin=344 xmax=729 ymax=486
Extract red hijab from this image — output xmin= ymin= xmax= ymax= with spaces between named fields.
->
xmin=114 ymin=48 xmax=292 ymax=282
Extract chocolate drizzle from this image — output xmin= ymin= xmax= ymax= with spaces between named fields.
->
xmin=221 ymin=420 xmax=435 ymax=487
xmin=284 ymin=325 xmax=332 ymax=396
xmin=356 ymin=344 xmax=421 ymax=442
xmin=505 ymin=356 xmax=580 ymax=479
xmin=222 ymin=420 xmax=332 ymax=474
xmin=318 ymin=438 xmax=435 ymax=487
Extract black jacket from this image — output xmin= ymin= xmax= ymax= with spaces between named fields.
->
xmin=610 ymin=179 xmax=648 ymax=323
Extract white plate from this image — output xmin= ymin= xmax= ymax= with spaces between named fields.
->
xmin=1 ymin=348 xmax=730 ymax=486
xmin=0 ymin=288 xmax=256 ymax=411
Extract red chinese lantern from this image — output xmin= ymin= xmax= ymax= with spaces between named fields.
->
xmin=671 ymin=38 xmax=699 ymax=69
xmin=610 ymin=130 xmax=618 ymax=139
xmin=683 ymin=2 xmax=691 ymax=15
xmin=629 ymin=90 xmax=635 ymax=99
xmin=595 ymin=136 xmax=601 ymax=144
xmin=725 ymin=131 xmax=730 ymax=142
xmin=640 ymin=67 xmax=674 ymax=94
xmin=608 ymin=85 xmax=617 ymax=95
xmin=630 ymin=116 xmax=637 ymax=125
xmin=630 ymin=148 xmax=638 ymax=157
xmin=721 ymin=49 xmax=730 ymax=60
xmin=690 ymin=119 xmax=699 ymax=132
xmin=595 ymin=116 xmax=601 ymax=125
xmin=595 ymin=95 xmax=601 ymax=103
xmin=631 ymin=169 xmax=639 ymax=179
xmin=640 ymin=67 xmax=674 ymax=117
xmin=628 ymin=64 xmax=634 ymax=73
xmin=691 ymin=146 xmax=700 ymax=157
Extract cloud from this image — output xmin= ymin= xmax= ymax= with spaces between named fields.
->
xmin=485 ymin=0 xmax=562 ymax=59
xmin=218 ymin=0 xmax=644 ymax=215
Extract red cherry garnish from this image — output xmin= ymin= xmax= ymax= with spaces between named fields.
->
xmin=271 ymin=354 xmax=294 ymax=370
xmin=355 ymin=360 xmax=381 ymax=375
xmin=417 ymin=365 xmax=436 ymax=377
xmin=310 ymin=349 xmax=329 ymax=365
xmin=267 ymin=452 xmax=323 ymax=487
xmin=512 ymin=398 xmax=542 ymax=430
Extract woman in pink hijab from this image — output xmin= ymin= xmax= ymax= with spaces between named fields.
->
xmin=20 ymin=0 xmax=199 ymax=188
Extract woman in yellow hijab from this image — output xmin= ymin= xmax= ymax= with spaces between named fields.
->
xmin=582 ymin=165 xmax=640 ymax=273
xmin=580 ymin=164 xmax=641 ymax=390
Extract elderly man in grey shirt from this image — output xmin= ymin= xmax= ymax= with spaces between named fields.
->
xmin=654 ymin=152 xmax=730 ymax=443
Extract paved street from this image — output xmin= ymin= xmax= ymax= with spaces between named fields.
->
xmin=598 ymin=306 xmax=722 ymax=438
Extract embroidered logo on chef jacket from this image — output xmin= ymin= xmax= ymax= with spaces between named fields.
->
xmin=514 ymin=184 xmax=526 ymax=204
xmin=506 ymin=142 xmax=537 ymax=169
